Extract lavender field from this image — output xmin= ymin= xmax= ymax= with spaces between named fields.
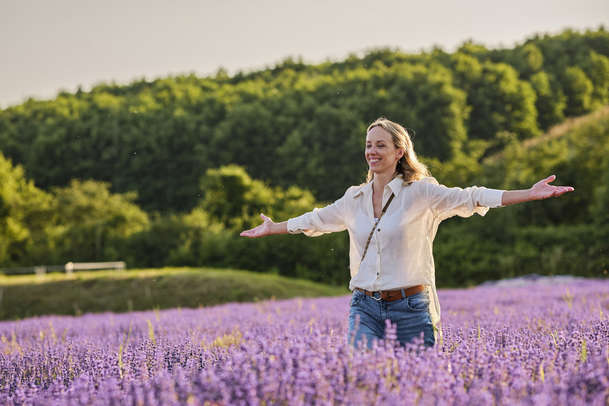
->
xmin=1 ymin=279 xmax=608 ymax=405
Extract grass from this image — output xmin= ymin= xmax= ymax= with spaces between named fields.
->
xmin=0 ymin=267 xmax=349 ymax=320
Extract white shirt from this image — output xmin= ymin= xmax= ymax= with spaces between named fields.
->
xmin=287 ymin=175 xmax=505 ymax=340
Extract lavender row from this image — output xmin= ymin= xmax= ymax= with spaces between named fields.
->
xmin=1 ymin=280 xmax=608 ymax=405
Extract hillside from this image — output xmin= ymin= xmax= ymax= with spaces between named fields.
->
xmin=0 ymin=267 xmax=348 ymax=320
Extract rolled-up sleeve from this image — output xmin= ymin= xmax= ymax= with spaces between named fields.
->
xmin=421 ymin=177 xmax=504 ymax=221
xmin=287 ymin=187 xmax=352 ymax=237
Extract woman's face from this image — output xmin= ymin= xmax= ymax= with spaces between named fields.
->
xmin=365 ymin=126 xmax=403 ymax=175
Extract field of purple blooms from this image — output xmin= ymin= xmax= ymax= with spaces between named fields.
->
xmin=1 ymin=279 xmax=608 ymax=405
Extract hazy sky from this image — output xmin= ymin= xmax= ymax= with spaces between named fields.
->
xmin=1 ymin=0 xmax=608 ymax=108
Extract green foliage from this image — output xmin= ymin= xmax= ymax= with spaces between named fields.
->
xmin=581 ymin=50 xmax=609 ymax=106
xmin=428 ymin=110 xmax=609 ymax=285
xmin=199 ymin=165 xmax=270 ymax=229
xmin=423 ymin=138 xmax=489 ymax=186
xmin=529 ymin=71 xmax=566 ymax=130
xmin=447 ymin=52 xmax=541 ymax=143
xmin=49 ymin=179 xmax=149 ymax=262
xmin=121 ymin=213 xmax=187 ymax=268
xmin=164 ymin=209 xmax=233 ymax=268
xmin=472 ymin=61 xmax=540 ymax=141
xmin=197 ymin=165 xmax=316 ymax=230
xmin=515 ymin=43 xmax=544 ymax=77
xmin=563 ymin=67 xmax=595 ymax=115
xmin=481 ymin=110 xmax=609 ymax=225
xmin=2 ymin=28 xmax=606 ymax=211
xmin=591 ymin=164 xmax=609 ymax=225
xmin=0 ymin=153 xmax=54 ymax=265
xmin=434 ymin=221 xmax=609 ymax=287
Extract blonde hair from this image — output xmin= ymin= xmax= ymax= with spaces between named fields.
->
xmin=366 ymin=117 xmax=431 ymax=183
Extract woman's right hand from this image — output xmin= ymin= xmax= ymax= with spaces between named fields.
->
xmin=240 ymin=213 xmax=275 ymax=238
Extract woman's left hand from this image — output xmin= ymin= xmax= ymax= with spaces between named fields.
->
xmin=529 ymin=175 xmax=574 ymax=201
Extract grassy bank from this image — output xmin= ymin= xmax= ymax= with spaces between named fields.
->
xmin=0 ymin=267 xmax=349 ymax=320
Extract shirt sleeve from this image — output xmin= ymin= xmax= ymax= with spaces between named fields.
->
xmin=286 ymin=186 xmax=353 ymax=237
xmin=421 ymin=177 xmax=504 ymax=221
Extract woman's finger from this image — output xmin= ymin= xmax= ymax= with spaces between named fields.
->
xmin=241 ymin=229 xmax=260 ymax=238
xmin=550 ymin=186 xmax=574 ymax=197
xmin=240 ymin=225 xmax=260 ymax=237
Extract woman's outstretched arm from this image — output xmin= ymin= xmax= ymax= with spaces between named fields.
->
xmin=241 ymin=185 xmax=353 ymax=238
xmin=501 ymin=175 xmax=574 ymax=206
xmin=240 ymin=214 xmax=288 ymax=238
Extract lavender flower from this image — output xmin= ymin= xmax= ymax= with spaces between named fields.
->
xmin=0 ymin=280 xmax=608 ymax=405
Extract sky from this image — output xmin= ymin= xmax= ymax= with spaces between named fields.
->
xmin=1 ymin=0 xmax=608 ymax=108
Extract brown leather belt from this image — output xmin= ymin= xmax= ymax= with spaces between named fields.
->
xmin=355 ymin=285 xmax=424 ymax=302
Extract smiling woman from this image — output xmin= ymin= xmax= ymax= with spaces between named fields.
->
xmin=240 ymin=117 xmax=575 ymax=350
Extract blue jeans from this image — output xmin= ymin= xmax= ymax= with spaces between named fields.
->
xmin=347 ymin=288 xmax=435 ymax=349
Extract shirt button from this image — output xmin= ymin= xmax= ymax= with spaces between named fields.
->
xmin=377 ymin=228 xmax=380 ymax=232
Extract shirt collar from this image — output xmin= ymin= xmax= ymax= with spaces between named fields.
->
xmin=387 ymin=174 xmax=405 ymax=197
xmin=353 ymin=174 xmax=405 ymax=198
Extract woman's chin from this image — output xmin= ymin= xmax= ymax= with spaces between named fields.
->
xmin=369 ymin=166 xmax=385 ymax=173
xmin=369 ymin=166 xmax=397 ymax=177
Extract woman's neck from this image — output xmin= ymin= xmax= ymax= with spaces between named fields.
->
xmin=372 ymin=170 xmax=398 ymax=194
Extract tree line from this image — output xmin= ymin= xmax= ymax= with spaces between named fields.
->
xmin=0 ymin=27 xmax=608 ymax=285
xmin=0 ymin=27 xmax=607 ymax=213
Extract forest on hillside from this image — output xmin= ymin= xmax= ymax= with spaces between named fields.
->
xmin=1 ymin=27 xmax=608 ymax=286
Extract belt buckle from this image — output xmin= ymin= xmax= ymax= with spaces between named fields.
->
xmin=372 ymin=291 xmax=382 ymax=301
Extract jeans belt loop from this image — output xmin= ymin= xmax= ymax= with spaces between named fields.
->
xmin=356 ymin=286 xmax=423 ymax=302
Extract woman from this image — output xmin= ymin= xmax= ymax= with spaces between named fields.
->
xmin=240 ymin=117 xmax=574 ymax=349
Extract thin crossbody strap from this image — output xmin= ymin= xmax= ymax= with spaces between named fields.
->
xmin=360 ymin=193 xmax=394 ymax=263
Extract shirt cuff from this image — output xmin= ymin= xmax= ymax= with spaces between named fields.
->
xmin=481 ymin=188 xmax=505 ymax=208
xmin=287 ymin=216 xmax=305 ymax=234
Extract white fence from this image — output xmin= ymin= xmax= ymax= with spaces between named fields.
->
xmin=0 ymin=262 xmax=126 ymax=275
